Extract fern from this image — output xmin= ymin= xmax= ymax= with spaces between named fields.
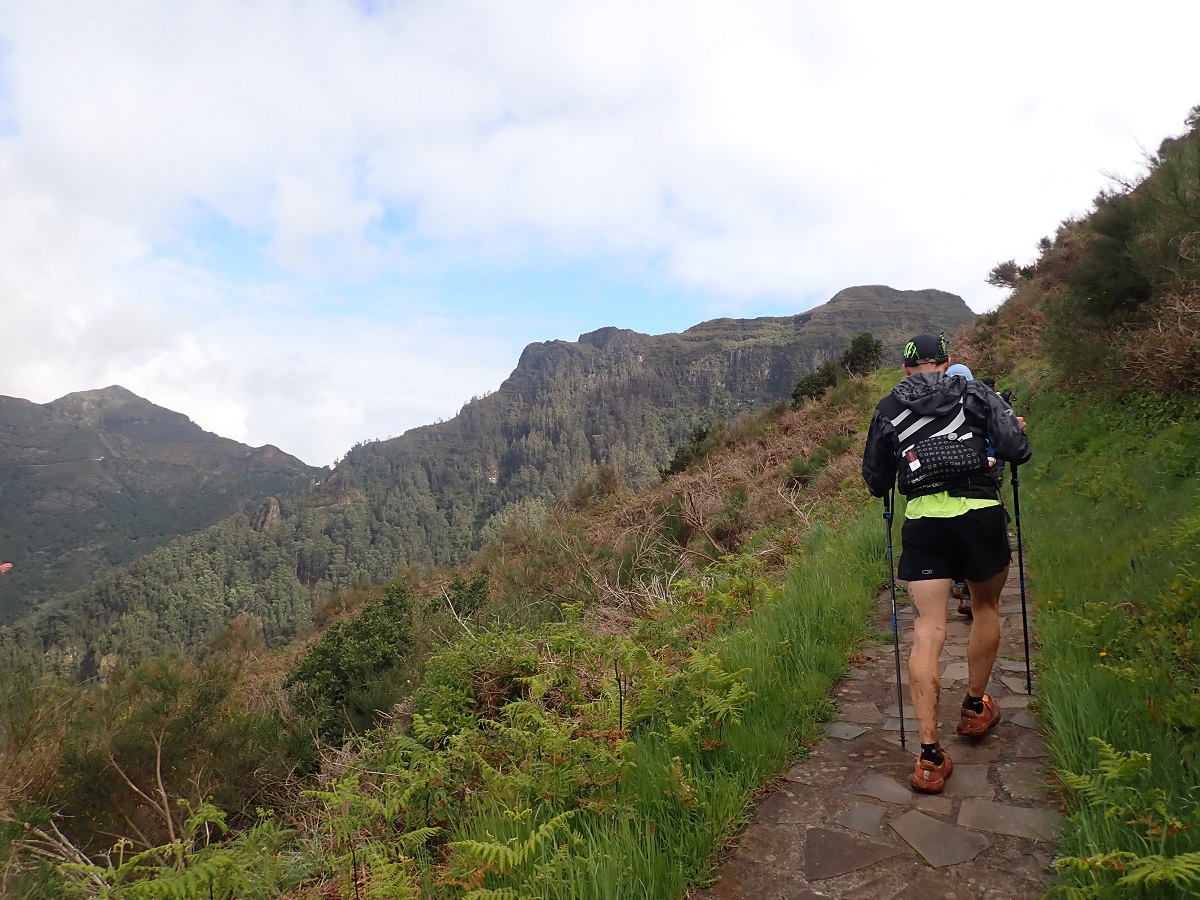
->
xmin=1119 ymin=850 xmax=1200 ymax=888
xmin=1054 ymin=740 xmax=1199 ymax=896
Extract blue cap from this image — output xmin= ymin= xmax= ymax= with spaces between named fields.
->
xmin=945 ymin=363 xmax=973 ymax=380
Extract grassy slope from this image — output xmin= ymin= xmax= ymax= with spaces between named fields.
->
xmin=1016 ymin=372 xmax=1200 ymax=898
xmin=287 ymin=381 xmax=895 ymax=898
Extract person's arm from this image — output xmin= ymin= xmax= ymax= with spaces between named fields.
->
xmin=861 ymin=409 xmax=899 ymax=497
xmin=980 ymin=388 xmax=1031 ymax=465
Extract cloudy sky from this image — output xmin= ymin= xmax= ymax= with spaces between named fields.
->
xmin=0 ymin=1 xmax=1196 ymax=466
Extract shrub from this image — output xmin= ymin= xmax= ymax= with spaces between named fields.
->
xmin=791 ymin=361 xmax=839 ymax=405
xmin=660 ymin=423 xmax=727 ymax=479
xmin=287 ymin=582 xmax=414 ymax=742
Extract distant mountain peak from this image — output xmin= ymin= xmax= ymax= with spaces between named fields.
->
xmin=49 ymin=385 xmax=179 ymax=424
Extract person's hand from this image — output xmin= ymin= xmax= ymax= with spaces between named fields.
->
xmin=0 ymin=562 xmax=12 ymax=574
xmin=1016 ymin=416 xmax=1026 ymax=432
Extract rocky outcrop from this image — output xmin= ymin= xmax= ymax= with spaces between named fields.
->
xmin=250 ymin=497 xmax=282 ymax=532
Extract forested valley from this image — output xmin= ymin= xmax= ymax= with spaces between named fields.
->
xmin=0 ymin=286 xmax=973 ymax=675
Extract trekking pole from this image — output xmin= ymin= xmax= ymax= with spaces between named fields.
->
xmin=1011 ymin=465 xmax=1032 ymax=694
xmin=883 ymin=488 xmax=907 ymax=748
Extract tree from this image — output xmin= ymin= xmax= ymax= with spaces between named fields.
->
xmin=791 ymin=362 xmax=839 ymax=405
xmin=840 ymin=332 xmax=884 ymax=376
xmin=986 ymin=259 xmax=1023 ymax=289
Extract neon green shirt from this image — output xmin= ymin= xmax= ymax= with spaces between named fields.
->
xmin=904 ymin=492 xmax=999 ymax=520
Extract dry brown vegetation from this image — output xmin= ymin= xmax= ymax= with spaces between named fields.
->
xmin=463 ymin=382 xmax=876 ymax=641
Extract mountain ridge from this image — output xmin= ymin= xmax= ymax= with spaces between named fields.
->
xmin=1 ymin=284 xmax=974 ymax=668
xmin=0 ymin=388 xmax=322 ymax=624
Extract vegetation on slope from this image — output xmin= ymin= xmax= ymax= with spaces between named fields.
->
xmin=967 ymin=105 xmax=1200 ymax=898
xmin=0 ymin=358 xmax=895 ymax=897
xmin=0 ymin=386 xmax=320 ymax=625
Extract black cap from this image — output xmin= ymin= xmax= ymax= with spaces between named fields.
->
xmin=903 ymin=333 xmax=949 ymax=364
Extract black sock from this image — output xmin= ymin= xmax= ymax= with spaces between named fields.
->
xmin=963 ymin=694 xmax=984 ymax=714
xmin=919 ymin=742 xmax=943 ymax=765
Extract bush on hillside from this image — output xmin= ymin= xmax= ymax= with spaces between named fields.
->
xmin=1035 ymin=106 xmax=1200 ymax=390
xmin=791 ymin=331 xmax=886 ymax=407
xmin=660 ymin=422 xmax=727 ymax=479
xmin=287 ymin=582 xmax=414 ymax=743
xmin=841 ymin=332 xmax=885 ymax=376
xmin=791 ymin=361 xmax=840 ymax=404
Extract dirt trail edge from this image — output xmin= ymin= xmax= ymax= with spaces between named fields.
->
xmin=692 ymin=560 xmax=1060 ymax=900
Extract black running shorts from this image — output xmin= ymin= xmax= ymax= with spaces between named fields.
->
xmin=897 ymin=504 xmax=1011 ymax=582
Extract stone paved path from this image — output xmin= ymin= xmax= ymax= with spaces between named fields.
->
xmin=692 ymin=563 xmax=1061 ymax=899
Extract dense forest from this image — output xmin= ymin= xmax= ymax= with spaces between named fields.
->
xmin=0 ymin=386 xmax=320 ymax=624
xmin=0 ymin=286 xmax=973 ymax=673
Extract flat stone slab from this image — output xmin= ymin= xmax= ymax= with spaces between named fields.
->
xmin=997 ymin=765 xmax=1050 ymax=802
xmin=891 ymin=810 xmax=991 ymax=867
xmin=804 ymin=825 xmax=905 ymax=880
xmin=958 ymin=799 xmax=1062 ymax=841
xmin=824 ymin=721 xmax=870 ymax=740
xmin=996 ymin=693 xmax=1033 ymax=709
xmin=945 ymin=739 xmax=1003 ymax=765
xmin=893 ymin=874 xmax=980 ymax=899
xmin=1009 ymin=731 xmax=1049 ymax=759
xmin=1001 ymin=675 xmax=1035 ymax=694
xmin=942 ymin=661 xmax=970 ymax=682
xmin=996 ymin=658 xmax=1028 ymax=673
xmin=839 ymin=701 xmax=885 ymax=725
xmin=942 ymin=763 xmax=995 ymax=799
xmin=914 ymin=795 xmax=953 ymax=816
xmin=755 ymin=788 xmax=832 ymax=827
xmin=691 ymin=855 xmax=816 ymax=899
xmin=1009 ymin=709 xmax=1038 ymax=729
xmin=730 ymin=823 xmax=799 ymax=867
xmin=852 ymin=774 xmax=913 ymax=805
xmin=833 ymin=801 xmax=888 ymax=837
xmin=843 ymin=876 xmax=901 ymax=899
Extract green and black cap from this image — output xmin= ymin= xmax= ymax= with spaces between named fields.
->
xmin=903 ymin=333 xmax=950 ymax=365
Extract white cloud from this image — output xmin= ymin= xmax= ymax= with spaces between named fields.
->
xmin=0 ymin=0 xmax=1197 ymax=462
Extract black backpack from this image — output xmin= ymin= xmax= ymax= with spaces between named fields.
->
xmin=893 ymin=394 xmax=991 ymax=496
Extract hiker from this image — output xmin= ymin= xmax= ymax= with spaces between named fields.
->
xmin=861 ymin=333 xmax=1031 ymax=794
xmin=984 ymin=377 xmax=1017 ymax=405
xmin=944 ymin=364 xmax=977 ymax=616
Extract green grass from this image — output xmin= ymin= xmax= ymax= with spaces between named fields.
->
xmin=1017 ymin=384 xmax=1200 ymax=898
xmin=445 ymin=512 xmax=884 ymax=897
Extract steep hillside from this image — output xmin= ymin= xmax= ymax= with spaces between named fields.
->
xmin=340 ymin=284 xmax=972 ymax=557
xmin=0 ymin=386 xmax=321 ymax=623
xmin=0 ymin=286 xmax=972 ymax=670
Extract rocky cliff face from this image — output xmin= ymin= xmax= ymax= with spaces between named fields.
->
xmin=341 ymin=283 xmax=975 ymax=564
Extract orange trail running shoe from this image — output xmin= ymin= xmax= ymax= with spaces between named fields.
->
xmin=956 ymin=693 xmax=1002 ymax=739
xmin=911 ymin=750 xmax=953 ymax=794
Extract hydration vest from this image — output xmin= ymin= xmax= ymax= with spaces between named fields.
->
xmin=887 ymin=393 xmax=996 ymax=499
